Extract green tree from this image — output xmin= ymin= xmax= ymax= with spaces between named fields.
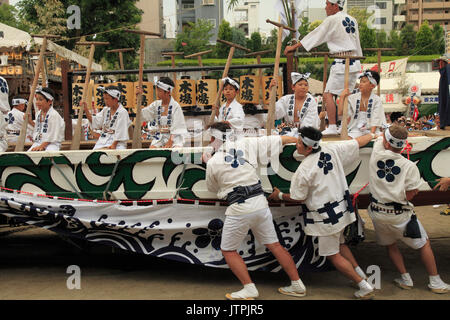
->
xmin=360 ymin=22 xmax=377 ymax=54
xmin=348 ymin=7 xmax=371 ymax=26
xmin=17 ymin=0 xmax=66 ymax=35
xmin=388 ymin=29 xmax=402 ymax=55
xmin=415 ymin=20 xmax=434 ymax=55
xmin=0 ymin=4 xmax=28 ymax=30
xmin=376 ymin=29 xmax=388 ymax=51
xmin=174 ymin=19 xmax=214 ymax=56
xmin=215 ymin=20 xmax=233 ymax=58
xmin=431 ymin=23 xmax=445 ymax=55
xmin=17 ymin=0 xmax=143 ymax=69
xmin=400 ymin=23 xmax=416 ymax=55
xmin=230 ymin=27 xmax=248 ymax=58
xmin=249 ymin=32 xmax=262 ymax=53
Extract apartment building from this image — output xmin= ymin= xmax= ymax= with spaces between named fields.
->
xmin=230 ymin=0 xmax=260 ymax=38
xmin=176 ymin=0 xmax=224 ymax=42
xmin=346 ymin=0 xmax=394 ymax=31
xmin=405 ymin=0 xmax=450 ymax=30
xmin=136 ymin=0 xmax=164 ymax=37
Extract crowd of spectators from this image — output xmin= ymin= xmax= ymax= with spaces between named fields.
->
xmin=388 ymin=112 xmax=440 ymax=131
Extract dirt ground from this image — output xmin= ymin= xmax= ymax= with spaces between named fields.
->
xmin=0 ymin=205 xmax=449 ymax=301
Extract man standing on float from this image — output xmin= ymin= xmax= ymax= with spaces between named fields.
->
xmin=284 ymin=0 xmax=362 ymax=135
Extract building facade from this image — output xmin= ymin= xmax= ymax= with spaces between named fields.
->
xmin=229 ymin=0 xmax=260 ymax=38
xmin=346 ymin=0 xmax=394 ymax=31
xmin=405 ymin=0 xmax=450 ymax=30
xmin=136 ymin=0 xmax=164 ymax=38
xmin=176 ymin=0 xmax=224 ymax=42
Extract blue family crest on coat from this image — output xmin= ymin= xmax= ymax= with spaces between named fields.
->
xmin=318 ymin=152 xmax=333 ymax=175
xmin=377 ymin=159 xmax=401 ymax=182
xmin=225 ymin=148 xmax=245 ymax=168
xmin=342 ymin=17 xmax=356 ymax=34
xmin=7 ymin=113 xmax=14 ymax=124
xmin=0 ymin=78 xmax=8 ymax=94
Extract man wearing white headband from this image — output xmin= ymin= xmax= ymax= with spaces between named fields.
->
xmin=269 ymin=126 xmax=376 ymax=299
xmin=271 ymin=72 xmax=320 ymax=133
xmin=205 ymin=121 xmax=307 ymax=300
xmin=141 ymin=76 xmax=187 ymax=148
xmin=367 ymin=125 xmax=450 ymax=294
xmin=6 ymin=97 xmax=33 ymax=144
xmin=337 ymin=69 xmax=386 ymax=138
xmin=28 ymin=87 xmax=65 ymax=152
xmin=85 ymin=85 xmax=131 ymax=150
xmin=284 ymin=0 xmax=362 ymax=136
xmin=211 ymin=77 xmax=245 ymax=137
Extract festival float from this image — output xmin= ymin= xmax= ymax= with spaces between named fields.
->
xmin=0 ymin=22 xmax=449 ymax=274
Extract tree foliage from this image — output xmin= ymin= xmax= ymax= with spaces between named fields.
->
xmin=17 ymin=0 xmax=142 ymax=69
xmin=174 ymin=19 xmax=214 ymax=56
xmin=415 ymin=21 xmax=434 ymax=55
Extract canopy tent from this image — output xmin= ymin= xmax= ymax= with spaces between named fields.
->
xmin=0 ymin=23 xmax=103 ymax=71
xmin=379 ymin=72 xmax=440 ymax=113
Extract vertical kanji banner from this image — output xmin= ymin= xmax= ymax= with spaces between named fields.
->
xmin=71 ymin=83 xmax=84 ymax=111
xmin=262 ymin=76 xmax=283 ymax=105
xmin=175 ymin=79 xmax=197 ymax=107
xmin=93 ymin=84 xmax=106 ymax=111
xmin=133 ymin=82 xmax=154 ymax=112
xmin=239 ymin=75 xmax=260 ymax=104
xmin=196 ymin=79 xmax=217 ymax=107
xmin=115 ymin=82 xmax=135 ymax=112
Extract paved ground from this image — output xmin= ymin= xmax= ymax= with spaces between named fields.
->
xmin=0 ymin=205 xmax=449 ymax=301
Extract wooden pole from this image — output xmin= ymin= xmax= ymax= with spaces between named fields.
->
xmin=243 ymin=50 xmax=272 ymax=105
xmin=162 ymin=52 xmax=184 ymax=83
xmin=106 ymin=48 xmax=135 ymax=70
xmin=124 ymin=30 xmax=162 ymax=149
xmin=70 ymin=41 xmax=109 ymax=150
xmin=184 ymin=50 xmax=213 ymax=78
xmin=340 ymin=57 xmax=350 ymax=140
xmin=15 ymin=35 xmax=60 ymax=152
xmin=265 ymin=20 xmax=295 ymax=135
xmin=320 ymin=53 xmax=328 ymax=131
xmin=132 ymin=34 xmax=145 ymax=149
xmin=365 ymin=48 xmax=395 ymax=96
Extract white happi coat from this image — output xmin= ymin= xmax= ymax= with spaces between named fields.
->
xmin=142 ymin=97 xmax=188 ymax=148
xmin=368 ymin=137 xmax=422 ymax=224
xmin=91 ymin=104 xmax=130 ymax=150
xmin=290 ymin=140 xmax=359 ymax=236
xmin=206 ymin=136 xmax=282 ymax=216
xmin=275 ymin=93 xmax=320 ymax=130
xmin=29 ymin=107 xmax=65 ymax=151
xmin=347 ymin=92 xmax=386 ymax=138
xmin=301 ymin=11 xmax=362 ymax=93
xmin=0 ymin=112 xmax=7 ymax=152
xmin=6 ymin=108 xmax=33 ymax=143
xmin=216 ymin=99 xmax=245 ymax=134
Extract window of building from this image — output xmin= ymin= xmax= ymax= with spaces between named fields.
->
xmin=376 ymin=2 xmax=387 ymax=9
xmin=202 ymin=0 xmax=215 ymax=5
xmin=375 ymin=17 xmax=387 ymax=24
xmin=208 ymin=19 xmax=217 ymax=28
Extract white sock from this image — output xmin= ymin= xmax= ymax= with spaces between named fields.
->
xmin=401 ymin=273 xmax=413 ymax=283
xmin=291 ymin=279 xmax=306 ymax=291
xmin=328 ymin=124 xmax=337 ymax=130
xmin=355 ymin=266 xmax=367 ymax=279
xmin=358 ymin=280 xmax=373 ymax=291
xmin=243 ymin=283 xmax=258 ymax=295
xmin=429 ymin=275 xmax=443 ymax=286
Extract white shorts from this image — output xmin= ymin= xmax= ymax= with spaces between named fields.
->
xmin=325 ymin=71 xmax=358 ymax=96
xmin=372 ymin=217 xmax=428 ymax=249
xmin=220 ymin=208 xmax=279 ymax=251
xmin=28 ymin=142 xmax=61 ymax=151
xmin=318 ymin=230 xmax=346 ymax=257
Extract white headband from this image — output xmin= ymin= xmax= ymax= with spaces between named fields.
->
xmin=300 ymin=133 xmax=321 ymax=149
xmin=222 ymin=77 xmax=240 ymax=90
xmin=209 ymin=128 xmax=233 ymax=142
xmin=384 ymin=127 xmax=406 ymax=149
xmin=36 ymin=88 xmax=54 ymax=101
xmin=12 ymin=98 xmax=27 ymax=106
xmin=105 ymin=88 xmax=121 ymax=99
xmin=359 ymin=71 xmax=378 ymax=86
xmin=329 ymin=0 xmax=345 ymax=8
xmin=291 ymin=72 xmax=310 ymax=85
xmin=156 ymin=80 xmax=174 ymax=92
